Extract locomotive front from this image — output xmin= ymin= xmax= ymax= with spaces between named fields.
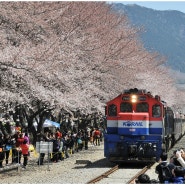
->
xmin=104 ymin=88 xmax=164 ymax=163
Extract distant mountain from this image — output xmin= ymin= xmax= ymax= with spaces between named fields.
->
xmin=112 ymin=3 xmax=185 ymax=76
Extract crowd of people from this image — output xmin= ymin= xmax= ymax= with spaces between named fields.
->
xmin=3 ymin=126 xmax=185 ymax=183
xmin=133 ymin=149 xmax=185 ymax=184
xmin=0 ymin=126 xmax=103 ymax=169
xmin=0 ymin=131 xmax=31 ymax=169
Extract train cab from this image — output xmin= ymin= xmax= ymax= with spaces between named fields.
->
xmin=104 ymin=88 xmax=168 ymax=163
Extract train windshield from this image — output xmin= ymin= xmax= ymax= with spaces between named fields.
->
xmin=108 ymin=104 xmax=117 ymax=116
xmin=152 ymin=104 xmax=161 ymax=117
xmin=120 ymin=102 xmax=132 ymax=112
xmin=136 ymin=102 xmax=149 ymax=112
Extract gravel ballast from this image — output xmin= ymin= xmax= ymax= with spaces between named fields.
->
xmin=0 ymin=143 xmax=113 ymax=184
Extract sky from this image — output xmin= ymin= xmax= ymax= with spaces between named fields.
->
xmin=111 ymin=1 xmax=185 ymax=13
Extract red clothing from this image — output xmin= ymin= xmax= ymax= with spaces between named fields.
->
xmin=20 ymin=144 xmax=29 ymax=155
xmin=16 ymin=137 xmax=24 ymax=147
xmin=55 ymin=131 xmax=62 ymax=139
xmin=94 ymin=130 xmax=100 ymax=136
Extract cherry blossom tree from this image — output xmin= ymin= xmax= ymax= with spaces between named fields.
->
xmin=0 ymin=2 xmax=184 ymax=140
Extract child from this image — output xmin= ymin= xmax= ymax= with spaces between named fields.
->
xmin=20 ymin=139 xmax=29 ymax=169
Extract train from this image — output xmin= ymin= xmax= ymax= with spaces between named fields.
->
xmin=104 ymin=88 xmax=185 ymax=163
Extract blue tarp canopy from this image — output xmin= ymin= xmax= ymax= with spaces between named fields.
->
xmin=33 ymin=119 xmax=60 ymax=128
xmin=43 ymin=119 xmax=60 ymax=128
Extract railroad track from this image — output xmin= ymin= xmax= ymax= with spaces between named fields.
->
xmin=127 ymin=166 xmax=149 ymax=184
xmin=86 ymin=164 xmax=152 ymax=184
xmin=86 ymin=165 xmax=119 ymax=184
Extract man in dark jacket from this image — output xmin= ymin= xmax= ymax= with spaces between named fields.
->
xmin=155 ymin=152 xmax=175 ymax=183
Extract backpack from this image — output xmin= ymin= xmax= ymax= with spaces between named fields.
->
xmin=160 ymin=163 xmax=173 ymax=182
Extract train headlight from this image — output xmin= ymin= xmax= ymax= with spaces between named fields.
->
xmin=141 ymin=136 xmax=145 ymax=140
xmin=131 ymin=95 xmax=137 ymax=103
xmin=120 ymin=136 xmax=124 ymax=140
xmin=153 ymin=144 xmax=157 ymax=149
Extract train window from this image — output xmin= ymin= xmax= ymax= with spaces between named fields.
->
xmin=120 ymin=102 xmax=132 ymax=112
xmin=108 ymin=104 xmax=117 ymax=116
xmin=152 ymin=104 xmax=161 ymax=117
xmin=136 ymin=102 xmax=149 ymax=112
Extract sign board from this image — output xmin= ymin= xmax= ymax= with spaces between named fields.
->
xmin=36 ymin=142 xmax=53 ymax=153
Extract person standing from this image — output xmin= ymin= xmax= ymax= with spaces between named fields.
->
xmin=4 ymin=134 xmax=12 ymax=165
xmin=0 ymin=133 xmax=5 ymax=168
xmin=24 ymin=132 xmax=30 ymax=157
xmin=63 ymin=135 xmax=70 ymax=158
xmin=175 ymin=149 xmax=185 ymax=168
xmin=37 ymin=132 xmax=47 ymax=165
xmin=82 ymin=129 xmax=89 ymax=150
xmin=58 ymin=137 xmax=64 ymax=161
xmin=11 ymin=131 xmax=19 ymax=163
xmin=52 ymin=135 xmax=60 ymax=162
xmin=94 ymin=128 xmax=101 ymax=146
xmin=155 ymin=152 xmax=175 ymax=183
xmin=20 ymin=139 xmax=29 ymax=169
xmin=91 ymin=128 xmax=96 ymax=145
xmin=15 ymin=133 xmax=24 ymax=164
xmin=24 ymin=132 xmax=30 ymax=145
xmin=55 ymin=128 xmax=62 ymax=139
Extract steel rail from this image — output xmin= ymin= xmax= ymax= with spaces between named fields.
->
xmin=127 ymin=166 xmax=149 ymax=184
xmin=86 ymin=165 xmax=119 ymax=184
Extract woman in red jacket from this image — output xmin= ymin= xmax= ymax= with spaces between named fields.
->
xmin=20 ymin=139 xmax=29 ymax=169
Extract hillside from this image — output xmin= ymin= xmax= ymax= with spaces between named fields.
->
xmin=112 ymin=3 xmax=185 ymax=85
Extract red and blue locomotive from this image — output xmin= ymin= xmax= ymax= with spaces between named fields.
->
xmin=104 ymin=88 xmax=185 ymax=163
